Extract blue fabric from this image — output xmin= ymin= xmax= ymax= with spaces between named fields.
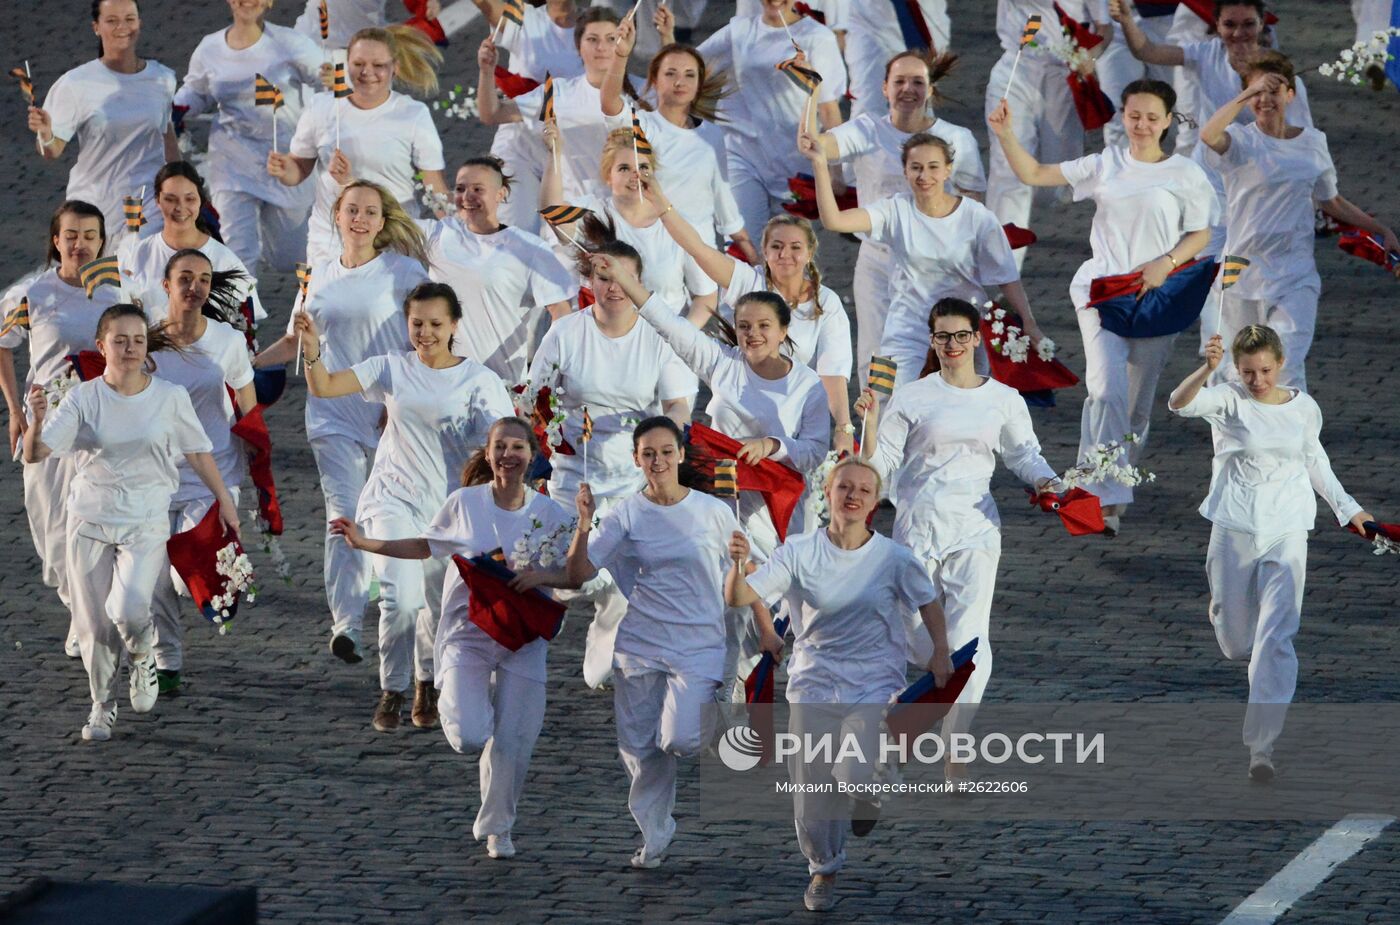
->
xmin=1389 ymin=1 xmax=1400 ymax=90
xmin=252 ymin=367 xmax=286 ymax=407
xmin=1093 ymin=259 xmax=1219 ymax=339
xmin=896 ymin=638 xmax=979 ymax=704
xmin=885 ymin=0 xmax=931 ymax=49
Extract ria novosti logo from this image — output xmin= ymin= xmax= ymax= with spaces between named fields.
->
xmin=717 ymin=724 xmax=765 ymax=771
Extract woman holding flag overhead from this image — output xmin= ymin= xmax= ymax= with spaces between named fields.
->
xmin=727 ymin=456 xmax=954 ymax=912
xmin=26 ymin=0 xmax=180 ymax=247
xmin=270 ymin=25 xmax=447 ymax=265
xmin=696 ymin=0 xmax=848 ymax=242
xmin=175 ymin=0 xmax=324 ymax=275
xmin=989 ymin=79 xmax=1214 ymax=533
xmin=856 ymin=297 xmax=1061 ymax=781
xmin=254 ymin=180 xmax=428 ymax=669
xmin=331 ymin=415 xmax=578 ymax=859
xmin=526 ymin=238 xmax=693 ymax=688
xmin=567 ymin=415 xmax=740 ymax=870
xmin=296 ymin=281 xmax=513 ymax=732
xmin=0 ymin=200 xmax=120 ymax=657
xmin=23 ymin=303 xmax=239 ymax=742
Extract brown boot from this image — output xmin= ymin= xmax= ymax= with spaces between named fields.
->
xmin=372 ymin=690 xmax=405 ymax=732
xmin=412 ymin=680 xmax=439 ymax=729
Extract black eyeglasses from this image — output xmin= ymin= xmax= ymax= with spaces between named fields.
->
xmin=931 ymin=330 xmax=976 ymax=345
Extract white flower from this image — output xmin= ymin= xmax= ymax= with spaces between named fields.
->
xmin=1351 ymin=74 xmax=1364 ymax=85
xmin=1340 ymin=48 xmax=1355 ymax=63
xmin=993 ymin=308 xmax=1006 ymax=320
xmin=990 ymin=321 xmax=1004 ymax=335
xmin=1318 ymin=63 xmax=1334 ymax=77
xmin=1037 ymin=337 xmax=1058 ymax=362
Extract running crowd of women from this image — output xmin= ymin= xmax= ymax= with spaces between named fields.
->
xmin=4 ymin=0 xmax=1397 ymax=913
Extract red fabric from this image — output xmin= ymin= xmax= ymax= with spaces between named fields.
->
xmin=166 ymin=504 xmax=244 ymax=624
xmin=968 ymin=314 xmax=1081 ymax=394
xmin=725 ymin=241 xmax=754 ymax=265
xmin=1067 ymin=71 xmax=1116 ymax=131
xmin=793 ymin=1 xmax=826 ymax=23
xmin=1087 ymin=257 xmax=1208 ymax=304
xmin=1030 ymin=487 xmax=1106 ymax=536
xmin=1347 ymin=520 xmax=1400 ymax=542
xmin=65 ymin=350 xmax=106 ymax=381
xmin=578 ymin=286 xmax=596 ymax=309
xmin=882 ymin=661 xmax=977 ymax=744
xmin=782 ymin=174 xmax=858 ymax=221
xmin=494 ymin=66 xmax=540 ymax=98
xmin=510 ymin=384 xmax=575 ymax=459
xmin=402 ymin=0 xmax=447 ymax=45
xmin=453 ymin=554 xmax=566 ymax=652
xmin=1053 ymin=1 xmax=1104 ymax=49
xmin=230 ymin=405 xmax=284 ymax=536
xmin=1337 ymin=227 xmax=1400 ymax=272
xmin=1003 ymin=223 xmax=1037 ymax=249
xmin=687 ymin=422 xmax=806 ymax=542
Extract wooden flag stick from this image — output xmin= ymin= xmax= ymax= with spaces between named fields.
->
xmin=1005 ymin=47 xmax=1025 ymax=100
xmin=859 ymin=407 xmax=869 ymax=454
xmin=583 ymin=435 xmax=588 ymax=484
xmin=26 ymin=61 xmax=41 ymax=147
xmin=781 ymin=14 xmax=801 ymax=52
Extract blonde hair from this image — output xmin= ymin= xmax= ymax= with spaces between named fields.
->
xmin=333 ymin=180 xmax=429 ymax=268
xmin=348 ymin=26 xmax=443 ymax=97
xmin=823 ymin=457 xmax=883 ymax=498
xmin=760 ymin=214 xmax=824 ymax=317
xmin=599 ymin=127 xmax=659 ymax=181
xmin=1231 ymin=324 xmax=1285 ymax=363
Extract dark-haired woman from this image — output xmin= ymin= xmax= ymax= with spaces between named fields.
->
xmin=527 ymin=241 xmax=693 ymax=688
xmin=990 ymin=79 xmax=1214 ymax=532
xmin=423 ymin=158 xmax=574 ymax=384
xmin=26 ymin=0 xmax=180 ymax=247
xmin=813 ymin=49 xmax=983 ymax=384
xmin=118 ymin=161 xmax=263 ymax=326
xmin=567 ymin=416 xmax=740 ymax=869
xmin=802 ymin=131 xmax=1035 ymax=389
xmin=856 ymin=297 xmax=1060 ymax=781
xmin=176 ymin=0 xmax=324 ymax=275
xmin=296 ymin=282 xmax=513 ymax=732
xmin=331 ymin=415 xmax=577 ymax=859
xmin=254 ymin=180 xmax=429 ymax=668
xmin=23 ymin=304 xmax=238 ymax=742
xmin=147 ymin=249 xmax=257 ymax=694
xmin=1 ymin=201 xmax=119 ymax=654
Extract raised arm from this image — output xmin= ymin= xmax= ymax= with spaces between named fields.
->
xmin=1169 ymin=334 xmax=1222 ymax=411
xmin=641 ymin=179 xmax=738 ymax=289
xmin=476 ymin=38 xmax=523 ymax=126
xmin=600 ymin=15 xmax=636 ymax=117
xmin=797 ymin=128 xmax=872 ymax=234
xmin=1108 ymin=0 xmax=1185 ymax=66
xmin=987 ymin=100 xmax=1067 ymax=187
xmin=21 ymin=385 xmax=52 ymax=463
xmin=1200 ymin=73 xmax=1284 ymax=154
xmin=294 ymin=311 xmax=364 ymax=398
xmin=596 ymin=254 xmax=728 ymax=382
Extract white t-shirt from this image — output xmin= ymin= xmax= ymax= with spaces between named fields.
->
xmin=42 ymin=58 xmax=176 ymax=237
xmin=750 ymin=529 xmax=936 ymax=703
xmin=151 ymin=320 xmax=255 ymax=504
xmin=294 ymin=0 xmax=386 ymax=49
xmin=864 ymin=195 xmax=1020 ymax=361
xmin=637 ymin=294 xmax=830 ymax=473
xmin=1180 ymin=40 xmax=1313 ymax=131
xmin=870 ymin=373 xmax=1057 ymax=560
xmin=1059 ymin=147 xmax=1217 ymax=308
xmin=1174 ymin=382 xmax=1361 ymax=536
xmin=1205 ymin=123 xmax=1338 ymax=300
xmin=829 ymin=113 xmax=986 ymax=209
xmin=39 ymin=376 xmax=212 ymax=528
xmin=117 ymin=233 xmax=264 ymax=325
xmin=698 ymin=15 xmax=848 ymax=188
xmin=423 ymin=484 xmax=576 ymax=683
xmin=289 ymin=91 xmax=445 ymax=254
xmin=515 ymin=74 xmax=612 ymax=203
xmin=496 ymin=3 xmax=584 ymax=82
xmin=176 ymin=23 xmax=324 ymax=207
xmin=527 ymin=310 xmax=694 ymax=498
xmin=0 ymin=269 xmax=118 ymax=393
xmin=573 ymin=195 xmax=717 ymax=312
xmin=422 ymin=217 xmax=574 ymax=383
xmin=722 ymin=261 xmax=851 ymax=378
xmin=351 ymin=351 xmax=514 ymax=523
xmin=588 ymin=489 xmax=738 ymax=680
xmin=288 ymin=251 xmax=427 ymax=445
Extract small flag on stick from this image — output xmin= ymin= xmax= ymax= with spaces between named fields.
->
xmin=1220 ymin=255 xmax=1250 ymax=290
xmin=1004 ymin=15 xmax=1042 ymax=98
xmin=255 ymin=73 xmax=285 ymax=151
xmin=0 ymin=297 xmax=30 ymax=338
xmin=78 ymin=256 xmax=121 ymax=299
xmin=319 ymin=0 xmax=330 ymax=41
xmin=630 ymin=108 xmax=653 ymax=158
xmin=294 ymin=262 xmax=312 ymax=375
xmin=714 ymin=458 xmax=740 ymax=519
xmin=776 ymin=57 xmax=822 ymax=94
xmin=9 ymin=65 xmax=34 ymax=105
xmin=495 ymin=0 xmax=525 ymax=40
xmin=123 ymin=195 xmax=147 ymax=233
xmin=867 ymin=355 xmax=897 ymax=396
xmin=332 ymin=59 xmax=351 ymax=98
xmin=539 ymin=73 xmax=555 ymax=124
xmin=580 ymin=406 xmax=593 ymax=482
xmin=539 ymin=204 xmax=590 ymax=227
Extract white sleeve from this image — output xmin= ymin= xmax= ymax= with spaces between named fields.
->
xmin=770 ymin=380 xmax=830 ymax=472
xmin=1302 ymin=401 xmax=1362 ymax=525
xmin=470 ymin=372 xmax=517 ymax=441
xmin=711 ymin=169 xmax=746 ymax=238
xmin=973 ymin=210 xmax=1021 ymax=287
xmin=1059 ymin=153 xmax=1104 ymax=202
xmin=422 ymin=493 xmax=468 ymax=559
xmin=811 ymin=294 xmax=853 ymax=379
xmin=42 ymin=70 xmax=86 ymax=143
xmin=526 ymin=244 xmax=576 ymax=307
xmin=586 ymin=503 xmax=631 ymax=576
xmin=869 ymin=393 xmax=911 ymax=483
xmin=289 ymin=31 xmax=327 ymax=87
xmin=174 ymin=44 xmax=216 ymax=117
xmin=863 ymin=197 xmax=898 ymax=244
xmin=170 ymin=385 xmax=215 ymax=455
xmin=1171 ymin=383 xmax=1231 ymax=423
xmin=350 ymin=354 xmax=393 ymax=400
xmin=827 ymin=118 xmax=874 ymax=161
xmin=997 ymin=394 xmax=1057 ymax=486
xmin=892 ymin=546 xmax=938 ymax=610
xmin=527 ymin=324 xmax=564 ymax=390
xmin=952 ymin=132 xmax=987 ymax=194
xmin=288 ymin=100 xmax=322 ymax=159
xmin=411 ymin=104 xmax=446 ymax=172
xmin=697 ymin=21 xmax=736 ymax=75
xmin=37 ymin=386 xmax=83 ymax=456
xmin=682 ymin=253 xmax=719 ymax=298
xmin=1312 ymin=135 xmax=1340 ymax=202
xmin=746 ymin=539 xmax=797 ymax=605
xmin=656 ymin=344 xmax=694 ymax=403
xmin=515 ymin=85 xmax=544 ymax=123
xmin=720 ymin=260 xmax=765 ymax=307
xmin=1177 ymin=162 xmax=1218 ymax=233
xmin=636 ymin=293 xmax=728 ymax=383
xmin=220 ymin=331 xmax=256 ymax=390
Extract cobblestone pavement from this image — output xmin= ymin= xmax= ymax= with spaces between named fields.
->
xmin=1 ymin=2 xmax=1398 ymax=922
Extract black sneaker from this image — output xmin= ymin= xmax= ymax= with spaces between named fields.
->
xmin=156 ymin=669 xmax=182 ymax=694
xmin=851 ymin=800 xmax=880 ymax=837
xmin=330 ymin=634 xmax=363 ymax=664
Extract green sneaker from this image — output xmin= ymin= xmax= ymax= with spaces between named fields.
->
xmin=156 ymin=669 xmax=182 ymax=694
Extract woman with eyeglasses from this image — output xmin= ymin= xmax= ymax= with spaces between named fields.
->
xmin=856 ymin=297 xmax=1060 ymax=781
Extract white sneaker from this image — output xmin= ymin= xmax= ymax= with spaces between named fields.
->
xmin=65 ymin=635 xmax=81 ymax=658
xmin=630 ymin=845 xmax=665 ymax=869
xmin=129 ymin=651 xmax=159 ymax=713
xmin=82 ymin=703 xmax=117 ymax=741
xmin=1249 ymin=752 xmax=1275 ymax=783
xmin=486 ymin=833 xmax=515 ymax=859
xmin=804 ymin=875 xmax=836 ymax=912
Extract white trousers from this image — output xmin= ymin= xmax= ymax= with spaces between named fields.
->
xmin=1353 ymin=0 xmax=1391 ymax=44
xmin=1212 ymin=289 xmax=1318 ymax=393
xmin=211 ymin=188 xmax=312 ymax=276
xmin=788 ymin=702 xmax=886 ymax=876
xmin=1097 ymin=17 xmax=1177 ymax=149
xmin=1165 ymin=8 xmax=1211 ymax=154
xmin=492 ymin=124 xmax=547 ymax=237
xmin=984 ymin=52 xmax=1083 ymax=263
xmin=922 ymin=544 xmax=1000 ymax=741
xmin=23 ymin=453 xmax=75 ymax=618
xmin=67 ymin=518 xmax=168 ymax=707
xmin=1075 ymin=307 xmax=1177 ymax=508
xmin=726 ymin=147 xmax=787 ymax=247
xmin=438 ymin=640 xmax=548 ymax=840
xmin=150 ymin=492 xmax=237 ymax=673
xmin=614 ymin=666 xmax=721 ymax=854
xmin=852 ymin=241 xmax=893 ymax=387
xmin=1206 ymin=525 xmax=1308 ymax=756
xmin=362 ymin=503 xmax=442 ymax=691
xmin=309 ymin=434 xmax=374 ymax=639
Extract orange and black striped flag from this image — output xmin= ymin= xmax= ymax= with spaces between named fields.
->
xmin=1020 ymin=14 xmax=1043 ymax=46
xmin=332 ymin=61 xmax=352 ymax=98
xmin=867 ymin=355 xmax=897 ymax=396
xmin=1220 ymin=255 xmax=1250 ymax=290
xmin=501 ymin=0 xmax=526 ymax=27
xmin=123 ymin=196 xmax=146 ymax=232
xmin=295 ymin=262 xmax=313 ymax=301
xmin=318 ymin=0 xmax=330 ymax=41
xmin=713 ymin=459 xmax=739 ymax=498
xmin=776 ymin=56 xmax=822 ymax=94
xmin=580 ymin=406 xmax=593 ymax=442
xmin=254 ymin=73 xmax=284 ymax=109
xmin=539 ymin=204 xmax=590 ymax=226
xmin=8 ymin=66 xmax=33 ymax=106
xmin=630 ymin=108 xmax=653 ymax=158
xmin=79 ymin=256 xmax=120 ymax=299
xmin=539 ymin=73 xmax=555 ymax=124
xmin=0 ymin=297 xmax=29 ymax=338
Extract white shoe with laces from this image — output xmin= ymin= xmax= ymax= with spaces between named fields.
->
xmin=486 ymin=833 xmax=515 ymax=859
xmin=630 ymin=845 xmax=665 ymax=869
xmin=82 ymin=702 xmax=117 ymax=742
xmin=65 ymin=635 xmax=81 ymax=658
xmin=129 ymin=651 xmax=159 ymax=713
xmin=804 ymin=875 xmax=836 ymax=912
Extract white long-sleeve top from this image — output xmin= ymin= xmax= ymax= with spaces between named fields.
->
xmin=871 ymin=373 xmax=1057 ymax=560
xmin=1173 ymin=382 xmax=1362 ymax=536
xmin=636 ymin=294 xmax=830 ymax=473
